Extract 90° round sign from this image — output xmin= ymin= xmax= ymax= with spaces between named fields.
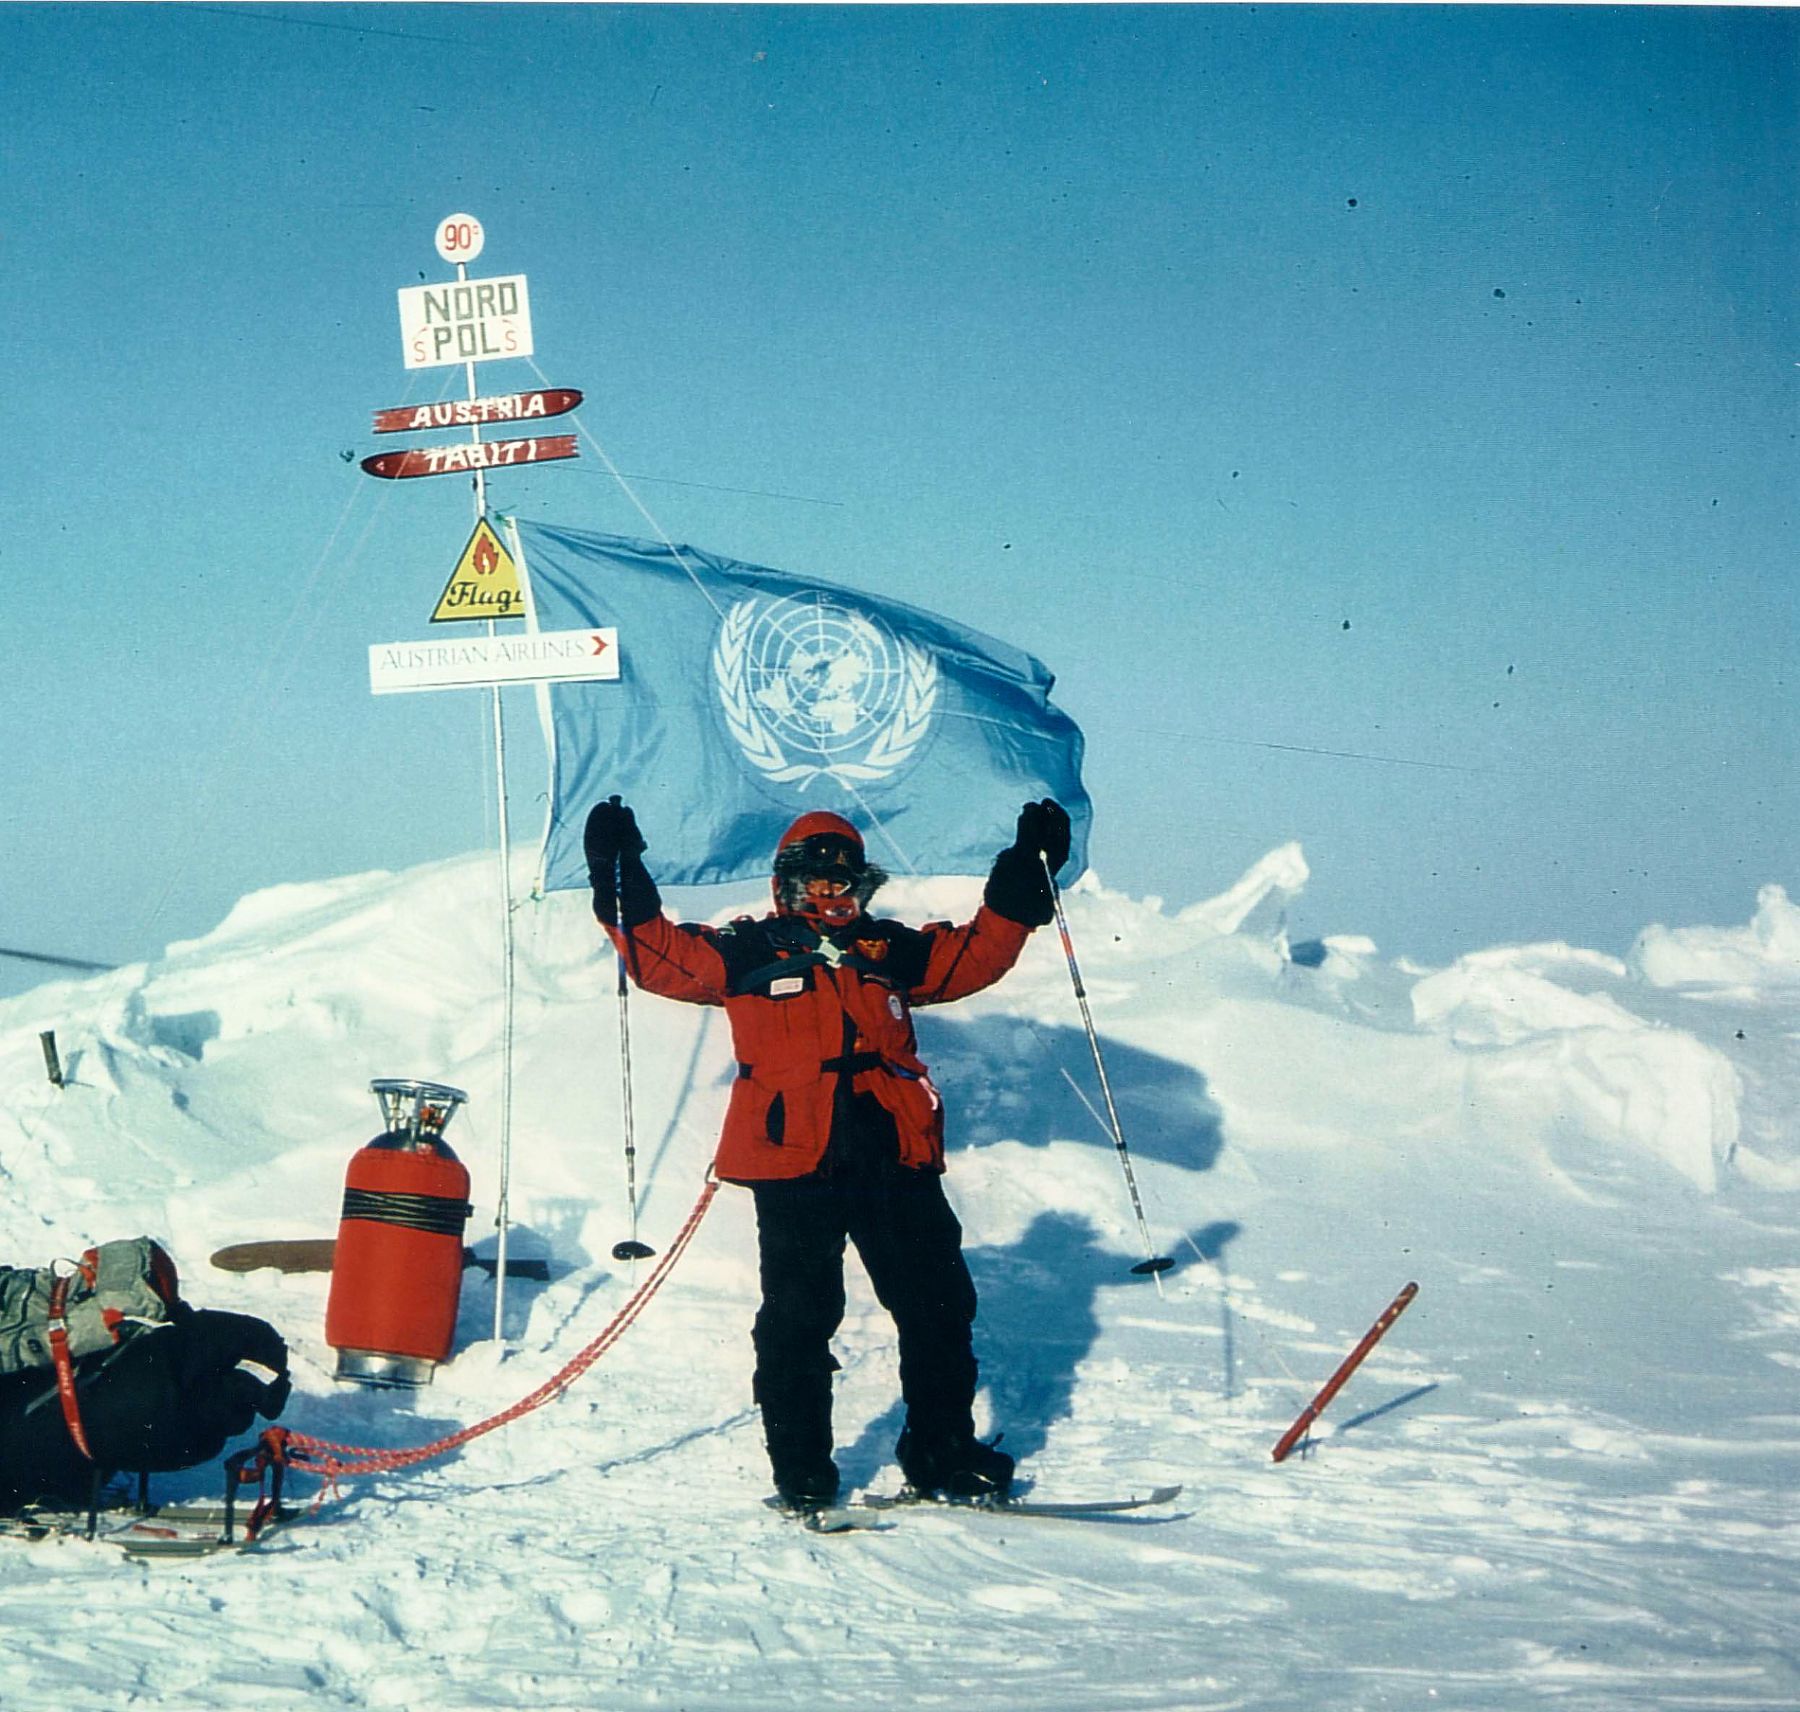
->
xmin=435 ymin=213 xmax=485 ymax=265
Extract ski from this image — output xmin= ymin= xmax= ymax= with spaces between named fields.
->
xmin=772 ymin=1483 xmax=1186 ymax=1533
xmin=859 ymin=1482 xmax=1183 ymax=1521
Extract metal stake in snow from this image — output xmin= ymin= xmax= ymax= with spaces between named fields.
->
xmin=609 ymin=852 xmax=654 ymax=1265
xmin=1042 ymin=855 xmax=1174 ymax=1283
xmin=445 ymin=216 xmax=518 ymax=1341
xmin=1271 ymin=1280 xmax=1419 ymax=1463
xmin=487 ymin=638 xmax=518 ymax=1340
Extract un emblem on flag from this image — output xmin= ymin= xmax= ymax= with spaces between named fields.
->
xmin=713 ymin=595 xmax=938 ymax=787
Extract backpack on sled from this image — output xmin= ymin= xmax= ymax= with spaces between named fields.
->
xmin=0 ymin=1237 xmax=291 ymax=1515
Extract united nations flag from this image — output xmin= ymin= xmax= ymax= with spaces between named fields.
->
xmin=515 ymin=521 xmax=1093 ymax=890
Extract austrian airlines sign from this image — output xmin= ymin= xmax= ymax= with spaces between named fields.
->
xmin=369 ymin=629 xmax=620 ymax=695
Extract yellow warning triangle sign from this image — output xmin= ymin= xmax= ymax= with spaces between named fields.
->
xmin=431 ymin=517 xmax=525 ymax=623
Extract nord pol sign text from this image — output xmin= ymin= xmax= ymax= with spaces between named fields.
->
xmin=398 ymin=274 xmax=534 ymax=369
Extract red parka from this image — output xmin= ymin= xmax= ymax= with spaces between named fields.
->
xmin=604 ymin=905 xmax=1031 ymax=1182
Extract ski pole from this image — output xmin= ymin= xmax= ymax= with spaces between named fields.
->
xmin=1042 ymin=854 xmax=1173 ymax=1281
xmin=610 ymin=851 xmax=654 ymax=1264
xmin=1271 ymin=1281 xmax=1418 ymax=1462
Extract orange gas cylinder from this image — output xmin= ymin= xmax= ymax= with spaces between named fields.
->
xmin=325 ymin=1079 xmax=474 ymax=1387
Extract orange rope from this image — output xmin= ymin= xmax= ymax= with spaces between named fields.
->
xmin=265 ymin=1178 xmax=719 ymax=1484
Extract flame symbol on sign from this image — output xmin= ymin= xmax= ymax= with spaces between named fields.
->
xmin=473 ymin=532 xmax=500 ymax=576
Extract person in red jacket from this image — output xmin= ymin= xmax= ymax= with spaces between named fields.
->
xmin=584 ymin=794 xmax=1072 ymax=1512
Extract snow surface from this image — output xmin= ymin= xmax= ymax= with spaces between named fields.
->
xmin=2 ymin=850 xmax=1796 ymax=1711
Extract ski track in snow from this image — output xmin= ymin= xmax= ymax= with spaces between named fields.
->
xmin=0 ymin=855 xmax=1796 ymax=1711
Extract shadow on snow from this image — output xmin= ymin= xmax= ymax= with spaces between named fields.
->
xmin=835 ymin=1209 xmax=1244 ymax=1488
xmin=921 ymin=1012 xmax=1226 ymax=1174
xmin=832 ymin=1015 xmax=1230 ymax=1485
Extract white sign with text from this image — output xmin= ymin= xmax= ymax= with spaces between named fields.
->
xmin=397 ymin=274 xmax=534 ymax=370
xmin=370 ymin=628 xmax=619 ymax=694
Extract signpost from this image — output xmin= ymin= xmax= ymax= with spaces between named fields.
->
xmin=364 ymin=215 xmax=602 ymax=1342
xmin=370 ymin=211 xmax=578 ymax=514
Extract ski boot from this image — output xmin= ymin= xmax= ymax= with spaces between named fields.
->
xmin=895 ymin=1428 xmax=1014 ymax=1501
xmin=769 ymin=1457 xmax=841 ymax=1516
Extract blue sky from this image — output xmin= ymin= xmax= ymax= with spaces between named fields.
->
xmin=2 ymin=3 xmax=1794 ymax=996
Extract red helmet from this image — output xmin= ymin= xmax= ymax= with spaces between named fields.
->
xmin=777 ymin=811 xmax=864 ymax=858
xmin=772 ymin=812 xmax=885 ymax=927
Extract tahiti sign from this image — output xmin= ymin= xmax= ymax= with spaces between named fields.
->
xmin=360 ymin=435 xmax=578 ymax=480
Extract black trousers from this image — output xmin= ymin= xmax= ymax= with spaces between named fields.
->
xmin=749 ymin=1140 xmax=979 ymax=1489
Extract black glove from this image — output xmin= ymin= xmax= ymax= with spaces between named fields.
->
xmin=982 ymin=799 xmax=1072 ymax=929
xmin=1013 ymin=799 xmax=1072 ymax=877
xmin=584 ymin=795 xmax=645 ymax=871
xmin=583 ymin=796 xmax=660 ymax=929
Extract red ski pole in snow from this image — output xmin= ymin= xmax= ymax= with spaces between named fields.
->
xmin=1271 ymin=1281 xmax=1418 ymax=1463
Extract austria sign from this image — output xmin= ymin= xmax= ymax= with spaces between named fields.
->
xmin=372 ymin=389 xmax=582 ymax=434
xmin=398 ymin=274 xmax=534 ymax=369
xmin=360 ymin=435 xmax=578 ymax=480
xmin=369 ymin=629 xmax=620 ymax=695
